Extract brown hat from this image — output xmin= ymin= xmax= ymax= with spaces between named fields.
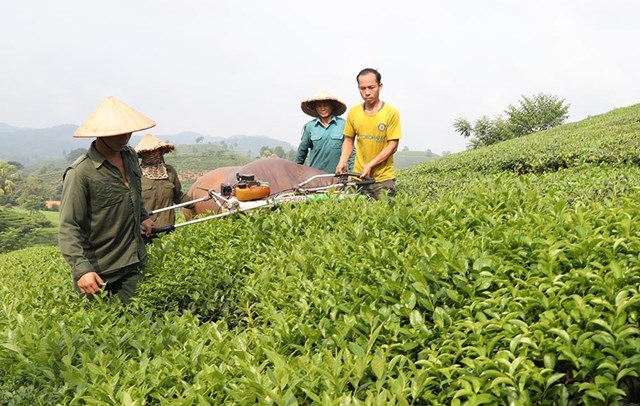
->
xmin=134 ymin=133 xmax=175 ymax=155
xmin=74 ymin=96 xmax=156 ymax=138
xmin=300 ymin=90 xmax=347 ymax=118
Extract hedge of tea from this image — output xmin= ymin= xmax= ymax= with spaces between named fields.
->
xmin=398 ymin=103 xmax=640 ymax=199
xmin=2 ymin=167 xmax=639 ymax=404
xmin=1 ymin=104 xmax=640 ymax=404
xmin=0 ymin=208 xmax=56 ymax=253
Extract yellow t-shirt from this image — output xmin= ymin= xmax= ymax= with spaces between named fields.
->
xmin=343 ymin=102 xmax=402 ymax=182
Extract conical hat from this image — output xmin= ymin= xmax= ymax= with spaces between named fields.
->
xmin=74 ymin=96 xmax=156 ymax=138
xmin=134 ymin=133 xmax=175 ymax=154
xmin=300 ymin=90 xmax=347 ymax=118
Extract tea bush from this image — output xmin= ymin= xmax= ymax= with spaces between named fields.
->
xmin=0 ymin=209 xmax=56 ymax=253
xmin=398 ymin=103 xmax=640 ymax=199
xmin=1 ymin=103 xmax=640 ymax=404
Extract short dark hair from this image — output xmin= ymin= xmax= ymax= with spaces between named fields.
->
xmin=357 ymin=68 xmax=381 ymax=85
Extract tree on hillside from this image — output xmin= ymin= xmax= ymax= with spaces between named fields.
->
xmin=453 ymin=115 xmax=512 ymax=148
xmin=454 ymin=93 xmax=570 ymax=149
xmin=286 ymin=148 xmax=296 ymax=161
xmin=15 ymin=175 xmax=49 ymax=210
xmin=259 ymin=146 xmax=273 ymax=158
xmin=7 ymin=161 xmax=24 ymax=171
xmin=273 ymin=146 xmax=286 ymax=158
xmin=0 ymin=162 xmax=19 ymax=205
xmin=21 ymin=196 xmax=45 ymax=211
xmin=505 ymin=93 xmax=570 ymax=137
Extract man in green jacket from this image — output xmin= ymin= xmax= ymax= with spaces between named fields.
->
xmin=59 ymin=96 xmax=156 ymax=304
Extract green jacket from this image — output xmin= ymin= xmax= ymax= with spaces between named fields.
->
xmin=295 ymin=116 xmax=354 ymax=173
xmin=59 ymin=142 xmax=149 ymax=281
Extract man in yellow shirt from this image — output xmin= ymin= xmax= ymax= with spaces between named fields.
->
xmin=336 ymin=68 xmax=402 ymax=199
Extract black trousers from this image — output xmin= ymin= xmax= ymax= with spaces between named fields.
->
xmin=74 ymin=263 xmax=144 ymax=304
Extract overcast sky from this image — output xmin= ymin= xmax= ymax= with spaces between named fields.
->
xmin=1 ymin=0 xmax=638 ymax=154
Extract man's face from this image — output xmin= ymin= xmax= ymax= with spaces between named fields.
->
xmin=314 ymin=101 xmax=334 ymax=119
xmin=101 ymin=133 xmax=132 ymax=151
xmin=357 ymin=73 xmax=382 ymax=104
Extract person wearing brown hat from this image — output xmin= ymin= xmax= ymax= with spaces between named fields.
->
xmin=295 ymin=90 xmax=353 ymax=173
xmin=134 ymin=134 xmax=192 ymax=228
xmin=59 ymin=96 xmax=156 ymax=304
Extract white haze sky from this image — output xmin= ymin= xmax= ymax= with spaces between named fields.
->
xmin=1 ymin=0 xmax=638 ymax=154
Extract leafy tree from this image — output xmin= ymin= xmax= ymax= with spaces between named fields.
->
xmin=0 ymin=161 xmax=19 ymax=205
xmin=15 ymin=175 xmax=50 ymax=209
xmin=22 ymin=196 xmax=45 ymax=211
xmin=273 ymin=146 xmax=286 ymax=158
xmin=452 ymin=117 xmax=472 ymax=139
xmin=505 ymin=93 xmax=570 ymax=137
xmin=38 ymin=165 xmax=52 ymax=175
xmin=453 ymin=115 xmax=512 ymax=148
xmin=454 ymin=93 xmax=570 ymax=149
xmin=195 ymin=136 xmax=204 ymax=144
xmin=286 ymin=149 xmax=296 ymax=161
xmin=259 ymin=146 xmax=273 ymax=158
xmin=6 ymin=161 xmax=24 ymax=171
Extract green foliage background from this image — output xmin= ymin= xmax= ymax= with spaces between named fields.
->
xmin=1 ymin=104 xmax=640 ymax=404
xmin=0 ymin=208 xmax=56 ymax=254
xmin=453 ymin=93 xmax=571 ymax=149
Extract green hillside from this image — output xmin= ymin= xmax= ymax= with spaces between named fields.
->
xmin=398 ymin=104 xmax=640 ymax=198
xmin=0 ymin=208 xmax=56 ymax=253
xmin=1 ymin=105 xmax=639 ymax=404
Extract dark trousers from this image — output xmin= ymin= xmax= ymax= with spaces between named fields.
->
xmin=74 ymin=263 xmax=143 ymax=304
xmin=362 ymin=179 xmax=396 ymax=200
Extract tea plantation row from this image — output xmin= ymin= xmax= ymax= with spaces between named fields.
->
xmin=1 ymin=104 xmax=639 ymax=404
xmin=399 ymin=104 xmax=640 ymax=199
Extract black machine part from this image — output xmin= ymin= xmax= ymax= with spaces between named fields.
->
xmin=235 ymin=173 xmax=261 ymax=189
xmin=220 ymin=183 xmax=233 ymax=196
xmin=236 ymin=173 xmax=255 ymax=182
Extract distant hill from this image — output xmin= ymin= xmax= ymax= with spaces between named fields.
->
xmin=134 ymin=131 xmax=224 ymax=146
xmin=0 ymin=123 xmax=295 ymax=165
xmin=225 ymin=134 xmax=294 ymax=157
xmin=0 ymin=122 xmax=439 ymax=169
xmin=130 ymin=133 xmax=295 ymax=157
xmin=0 ymin=123 xmax=20 ymax=133
xmin=0 ymin=124 xmax=86 ymax=164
